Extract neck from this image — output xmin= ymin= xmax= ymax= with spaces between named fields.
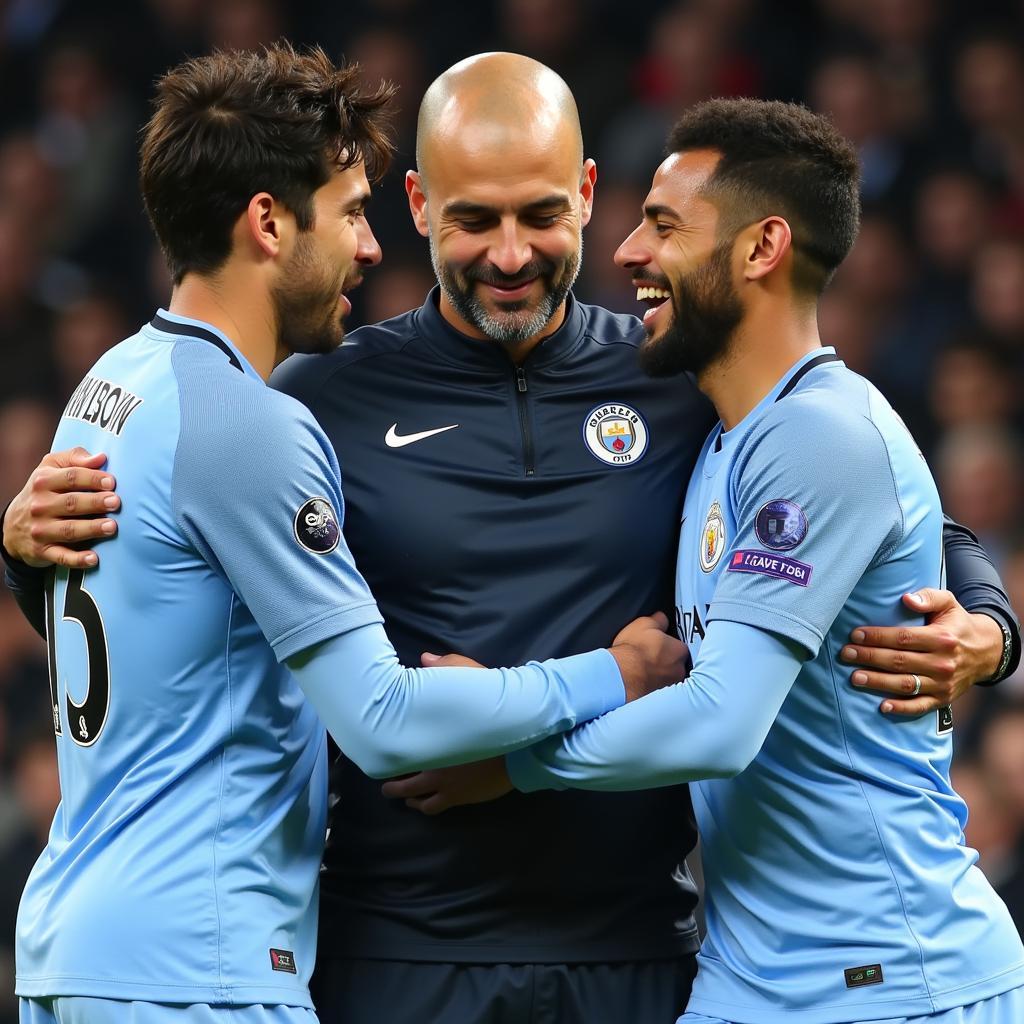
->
xmin=438 ymin=289 xmax=567 ymax=364
xmin=167 ymin=273 xmax=279 ymax=381
xmin=698 ymin=302 xmax=822 ymax=431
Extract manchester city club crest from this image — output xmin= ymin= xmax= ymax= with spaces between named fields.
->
xmin=582 ymin=403 xmax=649 ymax=466
xmin=700 ymin=499 xmax=727 ymax=573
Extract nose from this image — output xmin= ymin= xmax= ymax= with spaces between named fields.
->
xmin=488 ymin=218 xmax=532 ymax=276
xmin=356 ymin=216 xmax=382 ymax=267
xmin=614 ymin=223 xmax=649 ymax=270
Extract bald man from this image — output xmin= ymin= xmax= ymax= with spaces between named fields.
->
xmin=273 ymin=55 xmax=711 ymax=1022
xmin=268 ymin=53 xmax=1017 ymax=1024
xmin=10 ymin=52 xmax=1016 ymax=1024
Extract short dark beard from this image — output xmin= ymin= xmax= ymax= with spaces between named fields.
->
xmin=430 ymin=236 xmax=581 ymax=346
xmin=639 ymin=238 xmax=743 ymax=378
xmin=273 ymin=233 xmax=348 ymax=356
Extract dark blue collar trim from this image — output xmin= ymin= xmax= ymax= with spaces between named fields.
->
xmin=151 ymin=313 xmax=243 ymax=372
xmin=775 ymin=352 xmax=840 ymax=402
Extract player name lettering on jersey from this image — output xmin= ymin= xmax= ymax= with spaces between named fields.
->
xmin=63 ymin=374 xmax=144 ymax=436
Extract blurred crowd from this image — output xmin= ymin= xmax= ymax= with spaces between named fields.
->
xmin=2 ymin=0 xmax=1024 ymax=1014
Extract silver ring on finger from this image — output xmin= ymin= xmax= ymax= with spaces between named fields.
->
xmin=910 ymin=673 xmax=922 ymax=697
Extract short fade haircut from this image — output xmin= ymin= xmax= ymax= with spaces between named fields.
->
xmin=667 ymin=98 xmax=861 ymax=295
xmin=140 ymin=43 xmax=395 ymax=284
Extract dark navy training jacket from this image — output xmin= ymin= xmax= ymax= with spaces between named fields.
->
xmin=272 ymin=289 xmax=714 ymax=963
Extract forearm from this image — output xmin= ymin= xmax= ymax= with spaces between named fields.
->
xmin=287 ymin=622 xmax=625 ymax=779
xmin=942 ymin=514 xmax=1020 ymax=682
xmin=507 ymin=620 xmax=802 ymax=792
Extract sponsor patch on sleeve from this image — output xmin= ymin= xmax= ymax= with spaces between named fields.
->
xmin=726 ymin=549 xmax=812 ymax=586
xmin=293 ymin=497 xmax=340 ymax=555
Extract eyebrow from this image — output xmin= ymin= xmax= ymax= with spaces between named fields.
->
xmin=441 ymin=194 xmax=573 ymax=218
xmin=643 ymin=203 xmax=680 ymax=221
xmin=343 ymin=191 xmax=373 ymax=212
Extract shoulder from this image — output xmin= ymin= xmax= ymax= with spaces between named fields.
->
xmin=575 ymin=299 xmax=646 ymax=351
xmin=762 ymin=368 xmax=878 ymax=442
xmin=739 ymin=370 xmax=891 ymax=483
xmin=271 ymin=308 xmax=421 ymax=403
xmin=174 ymin=355 xmax=331 ymax=471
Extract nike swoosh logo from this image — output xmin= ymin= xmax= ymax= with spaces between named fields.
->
xmin=385 ymin=423 xmax=460 ymax=448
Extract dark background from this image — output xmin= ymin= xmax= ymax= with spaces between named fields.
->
xmin=2 ymin=0 xmax=1024 ymax=1014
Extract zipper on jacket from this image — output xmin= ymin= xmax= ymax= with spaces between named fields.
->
xmin=514 ymin=366 xmax=535 ymax=476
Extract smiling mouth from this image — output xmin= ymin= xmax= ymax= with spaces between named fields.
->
xmin=635 ymin=283 xmax=671 ymax=326
xmin=338 ymin=274 xmax=364 ymax=315
xmin=479 ymin=277 xmax=538 ymax=301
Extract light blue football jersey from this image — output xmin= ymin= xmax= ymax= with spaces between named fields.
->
xmin=17 ymin=311 xmax=627 ymax=1008
xmin=15 ymin=311 xmax=385 ymax=1007
xmin=678 ymin=349 xmax=1024 ymax=1023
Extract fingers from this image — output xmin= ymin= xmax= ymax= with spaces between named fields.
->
xmin=30 ymin=512 xmax=118 ymax=545
xmin=32 ymin=488 xmax=120 ymax=519
xmin=33 ymin=466 xmax=116 ymax=496
xmin=851 ymin=670 xmax=959 ymax=709
xmin=381 ymin=773 xmax=436 ymax=799
xmin=879 ymin=694 xmax=949 ymax=716
xmin=901 ymin=588 xmax=956 ymax=614
xmin=37 ymin=544 xmax=102 ymax=570
xmin=844 ymin=625 xmax=956 ymax=658
xmin=851 ymin=670 xmax=929 ymax=697
xmin=43 ymin=447 xmax=106 ymax=470
xmin=841 ymin=643 xmax=955 ymax=678
xmin=630 ymin=612 xmax=670 ymax=632
xmin=405 ymin=794 xmax=447 ymax=815
xmin=381 ymin=775 xmax=448 ymax=814
xmin=420 ymin=652 xmax=485 ymax=669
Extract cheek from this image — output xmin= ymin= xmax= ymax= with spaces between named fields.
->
xmin=325 ymin=224 xmax=358 ymax=276
xmin=340 ymin=220 xmax=360 ymax=257
xmin=434 ymin=229 xmax=487 ymax=269
xmin=535 ymin=225 xmax=579 ymax=261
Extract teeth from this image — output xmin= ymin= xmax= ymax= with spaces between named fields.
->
xmin=636 ymin=286 xmax=671 ymax=301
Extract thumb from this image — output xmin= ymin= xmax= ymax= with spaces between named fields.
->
xmin=46 ymin=447 xmax=106 ymax=469
xmin=649 ymin=611 xmax=669 ymax=632
xmin=902 ymin=588 xmax=954 ymax=613
xmin=421 ymin=652 xmax=441 ymax=666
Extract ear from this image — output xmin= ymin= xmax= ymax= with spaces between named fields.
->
xmin=579 ymin=158 xmax=598 ymax=228
xmin=743 ymin=216 xmax=792 ymax=282
xmin=406 ymin=170 xmax=429 ymax=238
xmin=245 ymin=192 xmax=287 ymax=259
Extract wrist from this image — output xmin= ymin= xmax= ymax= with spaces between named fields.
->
xmin=1 ymin=501 xmax=26 ymax=569
xmin=974 ymin=610 xmax=1015 ymax=684
xmin=609 ymin=643 xmax=641 ymax=702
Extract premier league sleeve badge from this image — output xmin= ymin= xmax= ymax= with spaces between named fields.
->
xmin=754 ymin=499 xmax=809 ymax=551
xmin=293 ymin=496 xmax=341 ymax=555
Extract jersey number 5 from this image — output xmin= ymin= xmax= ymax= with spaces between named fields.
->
xmin=45 ymin=569 xmax=111 ymax=745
